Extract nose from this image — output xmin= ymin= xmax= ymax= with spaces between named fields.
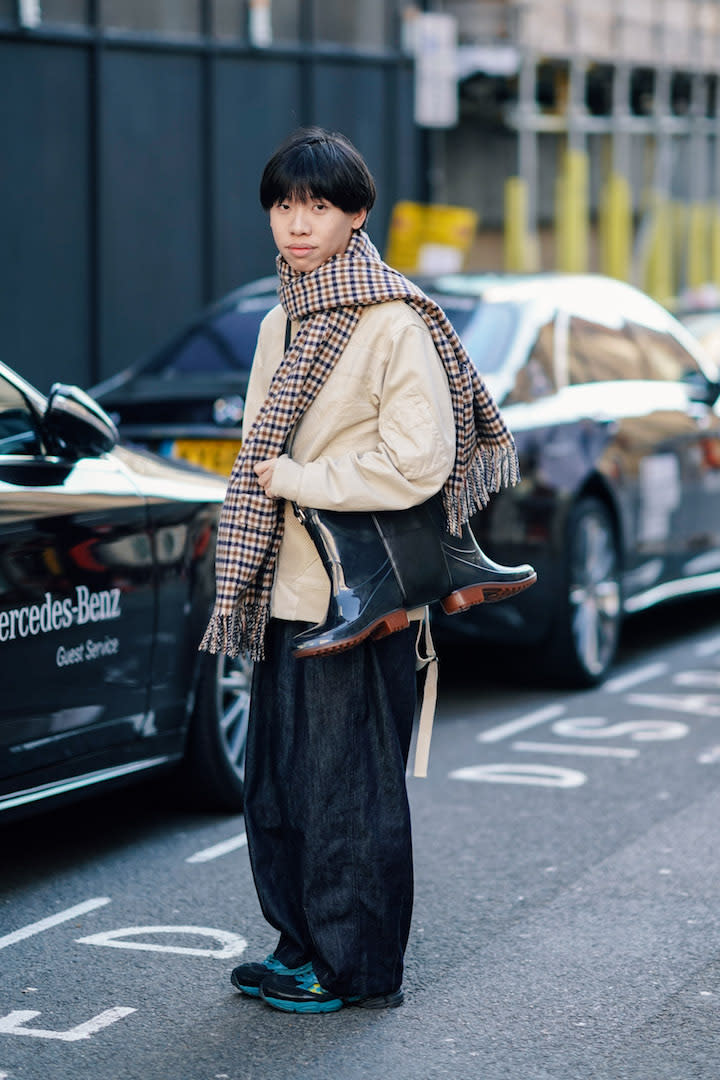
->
xmin=289 ymin=207 xmax=311 ymax=234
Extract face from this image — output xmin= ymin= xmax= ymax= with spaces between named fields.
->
xmin=269 ymin=196 xmax=367 ymax=272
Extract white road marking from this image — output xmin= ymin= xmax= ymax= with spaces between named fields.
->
xmin=77 ymin=925 xmax=248 ymax=959
xmin=603 ymin=662 xmax=667 ymax=694
xmin=552 ymin=717 xmax=688 ymax=741
xmin=698 ymin=745 xmax=720 ymax=764
xmin=477 ymin=704 xmax=566 ymax=744
xmin=512 ymin=741 xmax=639 ymax=758
xmin=0 ymin=898 xmax=110 ymax=951
xmin=696 ymin=635 xmax=720 ymax=657
xmin=186 ymin=832 xmax=247 ymax=863
xmin=0 ymin=1008 xmax=135 ymax=1042
xmin=628 ymin=692 xmax=720 ymax=716
xmin=450 ymin=763 xmax=587 ymax=787
xmin=674 ymin=670 xmax=720 ymax=688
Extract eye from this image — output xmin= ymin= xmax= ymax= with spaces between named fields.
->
xmin=313 ymin=202 xmax=327 ymax=211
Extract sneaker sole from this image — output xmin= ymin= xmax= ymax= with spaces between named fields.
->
xmin=260 ymin=993 xmax=343 ymax=1013
xmin=347 ymin=989 xmax=404 ymax=1009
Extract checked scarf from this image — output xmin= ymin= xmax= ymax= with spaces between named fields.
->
xmin=200 ymin=229 xmax=519 ymax=660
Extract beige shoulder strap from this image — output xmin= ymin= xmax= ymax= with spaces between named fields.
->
xmin=412 ymin=608 xmax=438 ymax=778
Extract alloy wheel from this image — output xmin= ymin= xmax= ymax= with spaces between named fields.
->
xmin=215 ymin=652 xmax=252 ymax=785
xmin=567 ymin=500 xmax=622 ymax=680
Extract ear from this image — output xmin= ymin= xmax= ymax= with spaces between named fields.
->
xmin=351 ymin=208 xmax=368 ymax=231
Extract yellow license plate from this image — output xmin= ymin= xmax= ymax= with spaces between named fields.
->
xmin=171 ymin=439 xmax=241 ymax=476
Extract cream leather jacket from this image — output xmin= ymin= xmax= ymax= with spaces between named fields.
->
xmin=242 ymin=299 xmax=456 ymax=623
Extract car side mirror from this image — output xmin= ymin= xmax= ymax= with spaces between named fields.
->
xmin=684 ymin=370 xmax=720 ymax=407
xmin=43 ymin=383 xmax=119 ymax=458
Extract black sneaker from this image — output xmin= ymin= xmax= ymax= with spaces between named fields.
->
xmin=230 ymin=954 xmax=307 ymax=998
xmin=259 ymin=964 xmax=404 ymax=1013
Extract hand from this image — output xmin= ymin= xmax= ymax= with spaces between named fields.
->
xmin=254 ymin=457 xmax=279 ymax=497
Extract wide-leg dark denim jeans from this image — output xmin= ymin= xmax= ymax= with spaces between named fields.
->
xmin=243 ymin=619 xmax=417 ymax=998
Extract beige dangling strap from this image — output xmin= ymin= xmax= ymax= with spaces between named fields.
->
xmin=412 ymin=608 xmax=438 ymax=778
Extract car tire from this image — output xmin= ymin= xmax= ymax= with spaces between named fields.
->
xmin=543 ymin=496 xmax=622 ymax=688
xmin=182 ymin=650 xmax=252 ymax=811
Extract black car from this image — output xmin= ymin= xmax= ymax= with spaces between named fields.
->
xmin=428 ymin=272 xmax=720 ymax=685
xmin=0 ymin=362 xmax=250 ymax=820
xmin=90 ymin=277 xmax=278 ymax=475
xmin=93 ymin=272 xmax=720 ymax=687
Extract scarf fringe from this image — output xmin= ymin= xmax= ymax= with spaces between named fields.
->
xmin=443 ymin=443 xmax=521 ymax=534
xmin=199 ymin=602 xmax=271 ymax=661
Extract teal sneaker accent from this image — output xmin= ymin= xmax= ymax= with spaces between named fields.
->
xmin=260 ymin=964 xmax=343 ymax=1013
xmin=259 ymin=965 xmax=404 ymax=1013
xmin=230 ymin=954 xmax=307 ymax=998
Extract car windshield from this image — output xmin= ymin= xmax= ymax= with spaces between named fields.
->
xmin=143 ymin=300 xmax=272 ymax=378
xmin=137 ymin=290 xmax=520 ymax=382
xmin=428 ymin=296 xmax=522 ymax=376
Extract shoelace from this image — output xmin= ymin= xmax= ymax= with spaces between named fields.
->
xmin=265 ymin=954 xmax=311 ymax=975
xmin=294 ymin=964 xmax=325 ymax=994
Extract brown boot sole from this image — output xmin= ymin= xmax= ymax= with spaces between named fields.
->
xmin=441 ymin=571 xmax=537 ymax=614
xmin=292 ymin=608 xmax=410 ymax=658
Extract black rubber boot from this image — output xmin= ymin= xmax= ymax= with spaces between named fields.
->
xmin=438 ymin=523 xmax=537 ymax=612
xmin=291 ymin=505 xmax=411 ymax=659
xmin=372 ymin=494 xmax=537 ymax=614
xmin=292 ymin=498 xmax=537 ymax=659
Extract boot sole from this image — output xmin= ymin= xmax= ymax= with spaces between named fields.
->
xmin=292 ymin=609 xmax=410 ymax=658
xmin=441 ymin=571 xmax=537 ymax=614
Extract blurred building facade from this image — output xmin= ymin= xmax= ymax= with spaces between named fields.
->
xmin=0 ymin=0 xmax=421 ymax=390
xmin=3 ymin=0 xmax=719 ymax=392
xmin=434 ymin=0 xmax=720 ymax=301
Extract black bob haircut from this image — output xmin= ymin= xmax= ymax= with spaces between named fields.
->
xmin=260 ymin=127 xmax=376 ymax=220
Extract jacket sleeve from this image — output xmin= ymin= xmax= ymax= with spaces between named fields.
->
xmin=241 ymin=318 xmax=275 ymax=441
xmin=268 ymin=321 xmax=456 ymax=511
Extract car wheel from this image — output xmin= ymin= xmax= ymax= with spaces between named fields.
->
xmin=544 ymin=496 xmax=622 ymax=687
xmin=183 ymin=650 xmax=252 ymax=811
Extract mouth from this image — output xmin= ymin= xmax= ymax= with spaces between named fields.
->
xmin=288 ymin=245 xmax=314 ymax=256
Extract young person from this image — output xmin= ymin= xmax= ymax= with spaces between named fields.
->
xmin=201 ymin=127 xmax=521 ymax=1013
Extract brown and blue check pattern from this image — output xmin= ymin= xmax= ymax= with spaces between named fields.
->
xmin=200 ymin=230 xmax=519 ymax=660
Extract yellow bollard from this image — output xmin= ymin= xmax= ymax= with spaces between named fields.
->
xmin=599 ymin=172 xmax=632 ymax=281
xmin=643 ymin=193 xmax=674 ymax=305
xmin=554 ymin=166 xmax=567 ymax=271
xmin=504 ymin=177 xmax=540 ymax=273
xmin=687 ymin=201 xmax=710 ymax=290
xmin=555 ymin=148 xmax=589 ymax=272
xmin=505 ymin=177 xmax=526 ymax=271
xmin=709 ymin=205 xmax=720 ymax=288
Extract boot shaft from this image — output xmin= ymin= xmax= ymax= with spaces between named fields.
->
xmin=371 ymin=496 xmax=453 ymax=608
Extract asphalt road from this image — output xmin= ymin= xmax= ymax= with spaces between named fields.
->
xmin=2 ymin=598 xmax=720 ymax=1080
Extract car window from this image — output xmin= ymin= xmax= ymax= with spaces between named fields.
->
xmin=627 ymin=322 xmax=704 ymax=382
xmin=145 ymin=307 xmax=267 ymax=377
xmin=504 ymin=319 xmax=555 ymax=404
xmin=431 ymin=297 xmax=522 ymax=376
xmin=567 ymin=317 xmax=647 ymax=384
xmin=0 ymin=376 xmax=41 ymax=455
xmin=679 ymin=310 xmax=720 ymax=341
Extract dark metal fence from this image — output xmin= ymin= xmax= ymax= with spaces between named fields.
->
xmin=0 ymin=21 xmax=419 ymax=391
